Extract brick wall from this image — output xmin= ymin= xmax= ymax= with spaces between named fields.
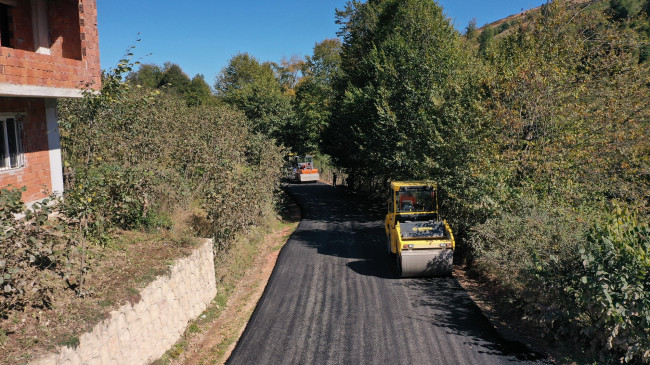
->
xmin=7 ymin=0 xmax=35 ymax=51
xmin=48 ymin=0 xmax=82 ymax=61
xmin=0 ymin=97 xmax=52 ymax=203
xmin=0 ymin=0 xmax=101 ymax=91
xmin=78 ymin=0 xmax=100 ymax=74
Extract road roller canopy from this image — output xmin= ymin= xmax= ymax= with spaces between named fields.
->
xmin=293 ymin=155 xmax=315 ymax=169
xmin=389 ymin=181 xmax=438 ymax=214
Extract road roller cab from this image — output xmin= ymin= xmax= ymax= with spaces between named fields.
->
xmin=385 ymin=181 xmax=455 ymax=277
xmin=292 ymin=155 xmax=320 ymax=183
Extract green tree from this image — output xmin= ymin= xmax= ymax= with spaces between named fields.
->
xmin=126 ymin=63 xmax=162 ymax=89
xmin=469 ymin=2 xmax=650 ymax=361
xmin=478 ymin=26 xmax=496 ymax=55
xmin=290 ymin=39 xmax=342 ymax=155
xmin=215 ymin=53 xmax=293 ymax=138
xmin=273 ymin=55 xmax=305 ymax=97
xmin=465 ymin=18 xmax=478 ymax=38
xmin=157 ymin=62 xmax=191 ymax=94
xmin=127 ymin=63 xmax=214 ymax=106
xmin=326 ymin=0 xmax=481 ymax=195
xmin=186 ymin=74 xmax=214 ymax=107
xmin=609 ymin=0 xmax=635 ymax=20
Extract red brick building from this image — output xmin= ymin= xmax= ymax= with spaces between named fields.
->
xmin=0 ymin=0 xmax=100 ymax=204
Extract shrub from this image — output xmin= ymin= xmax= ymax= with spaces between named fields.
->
xmin=471 ymin=195 xmax=587 ymax=302
xmin=0 ymin=188 xmax=74 ymax=317
xmin=569 ymin=206 xmax=649 ymax=363
xmin=58 ymin=56 xmax=285 ymax=249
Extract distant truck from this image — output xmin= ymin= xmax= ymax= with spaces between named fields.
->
xmin=385 ymin=181 xmax=455 ymax=277
xmin=292 ymin=155 xmax=319 ymax=183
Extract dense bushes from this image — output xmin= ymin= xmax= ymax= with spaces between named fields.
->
xmin=0 ymin=188 xmax=74 ymax=317
xmin=1 ymin=55 xmax=284 ymax=319
xmin=567 ymin=207 xmax=650 ymax=362
xmin=518 ymin=205 xmax=650 ymax=363
xmin=58 ymin=57 xmax=284 ymax=248
xmin=570 ymin=207 xmax=649 ymax=363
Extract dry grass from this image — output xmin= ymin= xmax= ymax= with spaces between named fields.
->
xmin=0 ymin=226 xmax=202 ymax=365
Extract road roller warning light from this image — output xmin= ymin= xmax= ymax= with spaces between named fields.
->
xmin=385 ymin=181 xmax=455 ymax=277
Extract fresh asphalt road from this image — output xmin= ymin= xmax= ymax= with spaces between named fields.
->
xmin=226 ymin=183 xmax=550 ymax=365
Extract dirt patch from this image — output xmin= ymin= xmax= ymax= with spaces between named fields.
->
xmin=154 ymin=192 xmax=300 ymax=365
xmin=0 ymin=231 xmax=200 ymax=365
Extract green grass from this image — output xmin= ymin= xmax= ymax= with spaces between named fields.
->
xmin=56 ymin=334 xmax=80 ymax=349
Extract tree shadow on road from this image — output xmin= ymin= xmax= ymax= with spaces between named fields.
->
xmin=286 ymin=183 xmax=384 ymax=223
xmin=401 ymin=277 xmax=551 ymax=363
xmin=283 ymin=183 xmax=551 ymax=364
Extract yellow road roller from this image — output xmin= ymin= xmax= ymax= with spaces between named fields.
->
xmin=385 ymin=181 xmax=455 ymax=277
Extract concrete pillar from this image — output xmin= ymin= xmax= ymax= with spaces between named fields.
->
xmin=45 ymin=98 xmax=64 ymax=196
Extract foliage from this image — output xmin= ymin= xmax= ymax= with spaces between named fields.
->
xmin=478 ymin=26 xmax=497 ymax=55
xmin=524 ymin=204 xmax=650 ymax=363
xmin=477 ymin=0 xmax=649 ymax=214
xmin=609 ymin=0 xmax=641 ymax=20
xmin=324 ymin=0 xmax=650 ymax=361
xmin=59 ymin=53 xmax=284 ymax=249
xmin=62 ymin=164 xmax=167 ymax=240
xmin=214 ymin=52 xmax=294 ymax=139
xmin=187 ymin=74 xmax=215 ymax=107
xmin=0 ymin=188 xmax=74 ymax=317
xmin=126 ymin=62 xmax=215 ymax=106
xmin=291 ymin=39 xmax=342 ymax=155
xmin=465 ymin=18 xmax=478 ymax=38
xmin=125 ymin=63 xmax=162 ymax=89
xmin=472 ymin=197 xmax=587 ymax=297
xmin=157 ymin=62 xmax=191 ymax=93
xmin=573 ymin=206 xmax=649 ymax=363
xmin=327 ymin=0 xmax=481 ymax=195
xmin=273 ymin=55 xmax=305 ymax=97
xmin=468 ymin=1 xmax=650 ymax=362
xmin=204 ymin=133 xmax=284 ymax=249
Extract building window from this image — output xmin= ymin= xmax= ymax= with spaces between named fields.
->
xmin=31 ymin=0 xmax=49 ymax=54
xmin=0 ymin=117 xmax=24 ymax=171
xmin=0 ymin=3 xmax=13 ymax=48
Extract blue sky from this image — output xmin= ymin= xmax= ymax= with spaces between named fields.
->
xmin=98 ymin=1 xmax=547 ymax=85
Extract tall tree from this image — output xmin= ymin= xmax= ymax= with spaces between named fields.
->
xmin=326 ymin=0 xmax=480 ymax=193
xmin=291 ymin=39 xmax=342 ymax=155
xmin=126 ymin=63 xmax=214 ymax=106
xmin=215 ymin=53 xmax=293 ymax=138
xmin=273 ymin=55 xmax=305 ymax=97
xmin=125 ymin=64 xmax=162 ymax=89
xmin=157 ymin=62 xmax=191 ymax=94
xmin=186 ymin=74 xmax=214 ymax=107
xmin=465 ymin=18 xmax=478 ymax=38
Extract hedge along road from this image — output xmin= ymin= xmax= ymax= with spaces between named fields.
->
xmin=226 ymin=182 xmax=550 ymax=365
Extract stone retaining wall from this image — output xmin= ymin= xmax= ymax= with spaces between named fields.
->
xmin=31 ymin=239 xmax=217 ymax=365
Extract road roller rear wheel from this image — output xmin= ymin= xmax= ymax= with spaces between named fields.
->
xmin=386 ymin=235 xmax=393 ymax=255
xmin=395 ymin=253 xmax=402 ymax=277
